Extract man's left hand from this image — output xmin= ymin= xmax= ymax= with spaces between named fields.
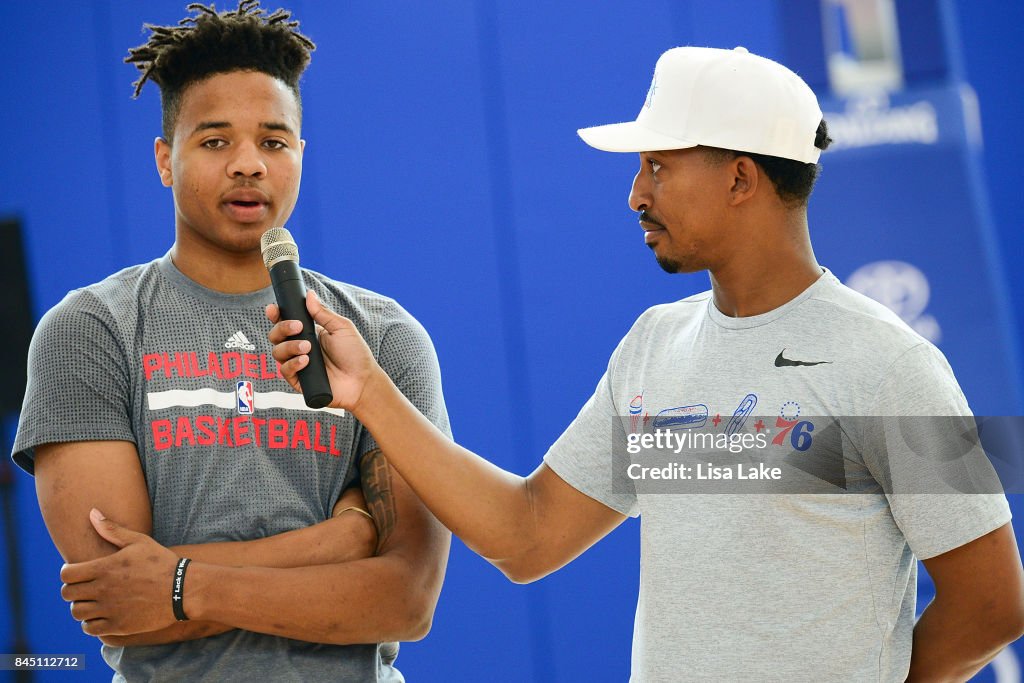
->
xmin=60 ymin=508 xmax=179 ymax=636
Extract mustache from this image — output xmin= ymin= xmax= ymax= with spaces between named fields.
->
xmin=638 ymin=211 xmax=665 ymax=229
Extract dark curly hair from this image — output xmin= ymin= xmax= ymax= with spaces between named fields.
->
xmin=702 ymin=119 xmax=834 ymax=207
xmin=125 ymin=0 xmax=316 ymax=141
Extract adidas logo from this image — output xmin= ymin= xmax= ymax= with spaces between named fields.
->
xmin=224 ymin=331 xmax=256 ymax=351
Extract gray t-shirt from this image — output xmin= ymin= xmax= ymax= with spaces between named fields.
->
xmin=544 ymin=270 xmax=1009 ymax=682
xmin=14 ymin=253 xmax=450 ymax=682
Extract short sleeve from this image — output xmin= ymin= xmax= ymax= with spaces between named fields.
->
xmin=861 ymin=342 xmax=1010 ymax=559
xmin=356 ymin=303 xmax=451 ymax=460
xmin=12 ymin=291 xmax=135 ymax=474
xmin=543 ymin=339 xmax=638 ymax=518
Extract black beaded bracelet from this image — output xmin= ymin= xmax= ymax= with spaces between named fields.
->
xmin=171 ymin=557 xmax=191 ymax=622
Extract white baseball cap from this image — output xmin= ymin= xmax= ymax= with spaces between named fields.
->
xmin=578 ymin=46 xmax=824 ymax=164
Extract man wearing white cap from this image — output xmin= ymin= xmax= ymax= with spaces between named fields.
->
xmin=287 ymin=47 xmax=1021 ymax=679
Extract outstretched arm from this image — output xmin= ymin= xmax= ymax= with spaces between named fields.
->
xmin=267 ymin=292 xmax=627 ymax=583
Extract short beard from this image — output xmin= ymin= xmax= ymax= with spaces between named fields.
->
xmin=649 ymin=245 xmax=682 ymax=274
xmin=656 ymin=256 xmax=682 ymax=273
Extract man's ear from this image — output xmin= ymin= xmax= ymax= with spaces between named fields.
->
xmin=728 ymin=155 xmax=759 ymax=206
xmin=154 ymin=137 xmax=173 ymax=187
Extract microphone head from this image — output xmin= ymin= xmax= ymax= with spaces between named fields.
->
xmin=260 ymin=227 xmax=299 ymax=269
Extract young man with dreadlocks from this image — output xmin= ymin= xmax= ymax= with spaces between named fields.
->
xmin=13 ymin=2 xmax=450 ymax=680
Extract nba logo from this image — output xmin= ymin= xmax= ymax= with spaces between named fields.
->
xmin=237 ymin=380 xmax=255 ymax=414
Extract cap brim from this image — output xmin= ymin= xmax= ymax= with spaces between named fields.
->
xmin=577 ymin=121 xmax=699 ymax=153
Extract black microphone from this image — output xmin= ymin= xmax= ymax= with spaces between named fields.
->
xmin=260 ymin=227 xmax=334 ymax=409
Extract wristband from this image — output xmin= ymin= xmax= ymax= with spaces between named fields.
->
xmin=172 ymin=557 xmax=191 ymax=622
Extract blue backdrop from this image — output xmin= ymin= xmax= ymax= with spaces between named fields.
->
xmin=2 ymin=1 xmax=1022 ymax=681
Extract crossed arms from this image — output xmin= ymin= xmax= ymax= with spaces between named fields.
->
xmin=37 ymin=438 xmax=449 ymax=645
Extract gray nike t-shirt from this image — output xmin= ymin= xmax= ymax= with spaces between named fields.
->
xmin=14 ymin=254 xmax=450 ymax=682
xmin=544 ymin=270 xmax=1010 ymax=682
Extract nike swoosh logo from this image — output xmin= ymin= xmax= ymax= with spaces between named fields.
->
xmin=775 ymin=350 xmax=832 ymax=367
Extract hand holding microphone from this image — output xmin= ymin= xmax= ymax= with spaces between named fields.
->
xmin=263 ymin=228 xmax=381 ymax=412
xmin=260 ymin=227 xmax=333 ymax=409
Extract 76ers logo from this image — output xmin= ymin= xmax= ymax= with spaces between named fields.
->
xmin=237 ymin=380 xmax=255 ymax=415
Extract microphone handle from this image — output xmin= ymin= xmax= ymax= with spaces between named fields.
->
xmin=269 ymin=260 xmax=334 ymax=409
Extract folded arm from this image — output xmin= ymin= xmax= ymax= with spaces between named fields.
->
xmin=181 ymin=448 xmax=449 ymax=643
xmin=170 ymin=485 xmax=376 ymax=568
xmin=101 ymin=485 xmax=377 ymax=647
xmin=61 ymin=448 xmax=450 ymax=644
xmin=36 ymin=440 xmax=229 ymax=645
xmin=37 ymin=440 xmax=376 ymax=646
